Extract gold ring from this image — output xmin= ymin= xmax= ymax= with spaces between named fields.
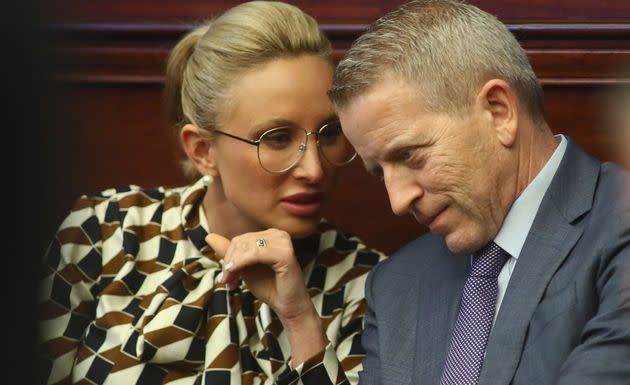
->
xmin=256 ymin=239 xmax=267 ymax=248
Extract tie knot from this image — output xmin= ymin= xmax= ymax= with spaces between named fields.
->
xmin=470 ymin=242 xmax=510 ymax=278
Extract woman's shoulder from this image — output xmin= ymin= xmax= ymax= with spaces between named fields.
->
xmin=59 ymin=183 xmax=192 ymax=230
xmin=89 ymin=183 xmax=188 ymax=203
xmin=72 ymin=183 xmax=191 ymax=210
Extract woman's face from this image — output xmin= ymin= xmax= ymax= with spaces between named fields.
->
xmin=209 ymin=55 xmax=339 ymax=238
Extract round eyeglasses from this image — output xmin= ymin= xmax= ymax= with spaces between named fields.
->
xmin=213 ymin=120 xmax=357 ymax=173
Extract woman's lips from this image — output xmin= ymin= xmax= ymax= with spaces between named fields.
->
xmin=280 ymin=192 xmax=326 ymax=217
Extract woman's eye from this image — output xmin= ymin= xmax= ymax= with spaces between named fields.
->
xmin=318 ymin=121 xmax=343 ymax=144
xmin=267 ymin=132 xmax=289 ymax=142
xmin=261 ymin=129 xmax=293 ymax=148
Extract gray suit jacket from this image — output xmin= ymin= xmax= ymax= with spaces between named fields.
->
xmin=359 ymin=139 xmax=630 ymax=385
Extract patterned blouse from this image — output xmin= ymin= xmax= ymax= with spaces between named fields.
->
xmin=39 ymin=178 xmax=387 ymax=385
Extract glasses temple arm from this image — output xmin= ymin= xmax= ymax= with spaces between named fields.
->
xmin=214 ymin=130 xmax=260 ymax=146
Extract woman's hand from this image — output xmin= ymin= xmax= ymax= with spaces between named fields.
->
xmin=206 ymin=229 xmax=328 ymax=365
xmin=206 ymin=228 xmax=312 ymax=320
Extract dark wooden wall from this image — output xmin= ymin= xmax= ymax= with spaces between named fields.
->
xmin=44 ymin=0 xmax=630 ymax=255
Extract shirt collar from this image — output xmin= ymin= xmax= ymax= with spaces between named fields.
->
xmin=494 ymin=134 xmax=567 ymax=258
xmin=179 ymin=177 xmax=212 ymax=253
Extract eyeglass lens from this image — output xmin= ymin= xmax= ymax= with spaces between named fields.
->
xmin=257 ymin=121 xmax=356 ymax=173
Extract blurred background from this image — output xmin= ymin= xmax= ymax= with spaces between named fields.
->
xmin=42 ymin=0 xmax=630 ymax=257
xmin=4 ymin=1 xmax=53 ymax=384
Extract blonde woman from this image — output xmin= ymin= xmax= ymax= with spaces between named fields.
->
xmin=39 ymin=2 xmax=386 ymax=384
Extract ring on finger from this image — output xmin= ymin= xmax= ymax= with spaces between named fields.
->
xmin=256 ymin=238 xmax=267 ymax=248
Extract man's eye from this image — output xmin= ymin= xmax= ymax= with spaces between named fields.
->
xmin=400 ymin=147 xmax=427 ymax=169
xmin=399 ymin=147 xmax=417 ymax=162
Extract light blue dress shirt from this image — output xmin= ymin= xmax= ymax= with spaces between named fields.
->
xmin=490 ymin=134 xmax=567 ymax=320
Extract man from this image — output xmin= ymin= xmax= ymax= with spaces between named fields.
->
xmin=328 ymin=1 xmax=630 ymax=384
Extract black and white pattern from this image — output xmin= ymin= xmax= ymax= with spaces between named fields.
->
xmin=39 ymin=178 xmax=387 ymax=385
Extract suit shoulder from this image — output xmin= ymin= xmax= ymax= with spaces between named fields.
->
xmin=592 ymin=162 xmax=630 ymax=216
xmin=370 ymin=232 xmax=447 ymax=279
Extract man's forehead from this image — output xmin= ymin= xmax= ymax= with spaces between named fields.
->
xmin=341 ymin=95 xmax=420 ymax=155
xmin=364 ymin=78 xmax=419 ymax=105
xmin=345 ymin=82 xmax=424 ymax=128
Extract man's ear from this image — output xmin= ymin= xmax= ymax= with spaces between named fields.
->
xmin=180 ymin=124 xmax=219 ymax=177
xmin=476 ymin=79 xmax=518 ymax=148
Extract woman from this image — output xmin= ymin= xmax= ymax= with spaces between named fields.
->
xmin=39 ymin=2 xmax=386 ymax=384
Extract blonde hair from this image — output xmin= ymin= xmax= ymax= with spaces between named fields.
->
xmin=329 ymin=0 xmax=544 ymax=121
xmin=164 ymin=1 xmax=332 ymax=179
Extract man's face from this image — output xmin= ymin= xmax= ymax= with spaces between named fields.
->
xmin=338 ymin=79 xmax=509 ymax=255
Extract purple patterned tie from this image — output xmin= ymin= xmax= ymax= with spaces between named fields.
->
xmin=439 ymin=242 xmax=510 ymax=385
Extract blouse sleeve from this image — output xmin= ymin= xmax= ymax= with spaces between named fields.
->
xmin=39 ymin=195 xmax=104 ymax=384
xmin=276 ymin=245 xmax=387 ymax=385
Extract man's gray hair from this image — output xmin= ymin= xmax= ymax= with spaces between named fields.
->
xmin=329 ymin=0 xmax=544 ymax=121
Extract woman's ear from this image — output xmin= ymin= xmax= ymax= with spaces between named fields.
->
xmin=476 ymin=79 xmax=518 ymax=148
xmin=180 ymin=124 xmax=219 ymax=177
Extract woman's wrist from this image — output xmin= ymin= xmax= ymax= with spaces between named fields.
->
xmin=280 ymin=304 xmax=328 ymax=367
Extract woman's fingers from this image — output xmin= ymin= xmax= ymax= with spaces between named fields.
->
xmin=228 ymin=233 xmax=288 ymax=282
xmin=204 ymin=229 xmax=312 ymax=320
xmin=205 ymin=233 xmax=233 ymax=285
xmin=206 ymin=233 xmax=230 ymax=257
xmin=205 ymin=229 xmax=296 ymax=289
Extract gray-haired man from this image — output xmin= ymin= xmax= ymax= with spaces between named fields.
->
xmin=329 ymin=1 xmax=630 ymax=384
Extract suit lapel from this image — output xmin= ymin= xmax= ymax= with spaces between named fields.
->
xmin=478 ymin=206 xmax=582 ymax=385
xmin=414 ymin=244 xmax=469 ymax=384
xmin=477 ymin=139 xmax=600 ymax=385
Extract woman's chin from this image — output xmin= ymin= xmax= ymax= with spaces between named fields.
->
xmin=278 ymin=216 xmax=322 ymax=239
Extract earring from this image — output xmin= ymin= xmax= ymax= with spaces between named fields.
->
xmin=202 ymin=175 xmax=213 ymax=186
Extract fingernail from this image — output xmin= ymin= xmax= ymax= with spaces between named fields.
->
xmin=217 ymin=271 xmax=224 ymax=283
xmin=224 ymin=261 xmax=234 ymax=271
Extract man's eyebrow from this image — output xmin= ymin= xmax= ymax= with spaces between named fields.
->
xmin=383 ymin=133 xmax=432 ymax=160
xmin=379 ymin=137 xmax=412 ymax=161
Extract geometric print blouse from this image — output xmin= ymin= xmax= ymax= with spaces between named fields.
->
xmin=39 ymin=177 xmax=388 ymax=385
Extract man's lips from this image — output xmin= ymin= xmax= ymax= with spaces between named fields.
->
xmin=280 ymin=192 xmax=327 ymax=216
xmin=413 ymin=206 xmax=447 ymax=228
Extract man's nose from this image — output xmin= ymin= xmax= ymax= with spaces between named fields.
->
xmin=383 ymin=166 xmax=422 ymax=216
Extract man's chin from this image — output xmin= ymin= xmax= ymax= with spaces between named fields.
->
xmin=444 ymin=232 xmax=484 ymax=256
